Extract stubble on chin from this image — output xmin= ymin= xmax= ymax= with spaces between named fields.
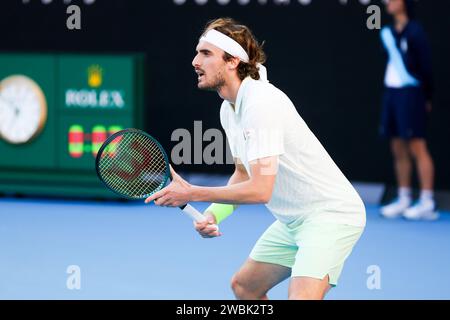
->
xmin=199 ymin=71 xmax=225 ymax=92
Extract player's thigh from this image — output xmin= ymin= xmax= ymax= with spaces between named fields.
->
xmin=288 ymin=276 xmax=332 ymax=300
xmin=232 ymin=258 xmax=291 ymax=293
xmin=241 ymin=220 xmax=297 ymax=292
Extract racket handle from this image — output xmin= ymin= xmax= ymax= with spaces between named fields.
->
xmin=181 ymin=203 xmax=206 ymax=221
xmin=180 ymin=204 xmax=219 ymax=231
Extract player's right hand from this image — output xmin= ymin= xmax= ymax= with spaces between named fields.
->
xmin=194 ymin=212 xmax=221 ymax=238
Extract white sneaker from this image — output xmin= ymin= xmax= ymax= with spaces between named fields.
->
xmin=380 ymin=198 xmax=411 ymax=218
xmin=403 ymin=200 xmax=439 ymax=221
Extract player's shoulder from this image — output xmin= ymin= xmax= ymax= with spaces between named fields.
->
xmin=241 ymin=79 xmax=294 ymax=120
xmin=246 ymin=77 xmax=277 ymax=92
xmin=243 ymin=78 xmax=284 ymax=104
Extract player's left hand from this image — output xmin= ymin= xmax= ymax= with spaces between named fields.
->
xmin=144 ymin=166 xmax=192 ymax=207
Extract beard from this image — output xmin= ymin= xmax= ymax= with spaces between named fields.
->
xmin=198 ymin=70 xmax=226 ymax=92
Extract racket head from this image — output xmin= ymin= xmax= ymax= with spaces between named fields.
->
xmin=95 ymin=128 xmax=170 ymax=199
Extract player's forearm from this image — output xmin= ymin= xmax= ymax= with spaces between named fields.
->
xmin=227 ymin=168 xmax=249 ymax=186
xmin=191 ymin=180 xmax=270 ymax=204
xmin=222 ymin=170 xmax=248 ymax=209
xmin=200 ymin=167 xmax=248 ymax=215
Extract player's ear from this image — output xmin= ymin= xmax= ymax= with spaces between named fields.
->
xmin=227 ymin=56 xmax=240 ymax=70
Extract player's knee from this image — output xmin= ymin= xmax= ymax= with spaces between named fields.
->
xmin=230 ymin=274 xmax=244 ymax=295
xmin=231 ymin=273 xmax=256 ymax=299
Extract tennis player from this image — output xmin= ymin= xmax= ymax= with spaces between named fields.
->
xmin=145 ymin=18 xmax=366 ymax=300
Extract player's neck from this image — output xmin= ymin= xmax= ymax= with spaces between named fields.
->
xmin=217 ymin=77 xmax=242 ymax=106
xmin=394 ymin=13 xmax=409 ymax=32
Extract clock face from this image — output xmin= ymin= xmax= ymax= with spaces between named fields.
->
xmin=0 ymin=75 xmax=47 ymax=144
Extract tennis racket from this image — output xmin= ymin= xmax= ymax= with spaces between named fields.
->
xmin=95 ymin=128 xmax=212 ymax=225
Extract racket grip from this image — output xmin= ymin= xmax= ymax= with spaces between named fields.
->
xmin=181 ymin=204 xmax=219 ymax=231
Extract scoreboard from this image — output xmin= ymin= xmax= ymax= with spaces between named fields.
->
xmin=0 ymin=53 xmax=145 ymax=198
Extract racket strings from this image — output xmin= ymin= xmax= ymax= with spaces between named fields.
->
xmin=100 ymin=138 xmax=165 ymax=197
xmin=105 ymin=137 xmax=165 ymax=196
xmin=98 ymin=132 xmax=168 ymax=198
xmin=125 ymin=140 xmax=167 ymax=195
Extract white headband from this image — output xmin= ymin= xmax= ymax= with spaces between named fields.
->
xmin=200 ymin=29 xmax=249 ymax=63
xmin=199 ymin=29 xmax=268 ymax=82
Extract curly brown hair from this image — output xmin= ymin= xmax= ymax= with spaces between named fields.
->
xmin=203 ymin=18 xmax=266 ymax=81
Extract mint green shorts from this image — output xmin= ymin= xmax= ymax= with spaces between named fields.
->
xmin=249 ymin=218 xmax=364 ymax=286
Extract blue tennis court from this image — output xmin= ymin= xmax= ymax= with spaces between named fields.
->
xmin=1 ymin=185 xmax=449 ymax=300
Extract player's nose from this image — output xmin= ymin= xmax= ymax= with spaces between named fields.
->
xmin=192 ymin=53 xmax=200 ymax=68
